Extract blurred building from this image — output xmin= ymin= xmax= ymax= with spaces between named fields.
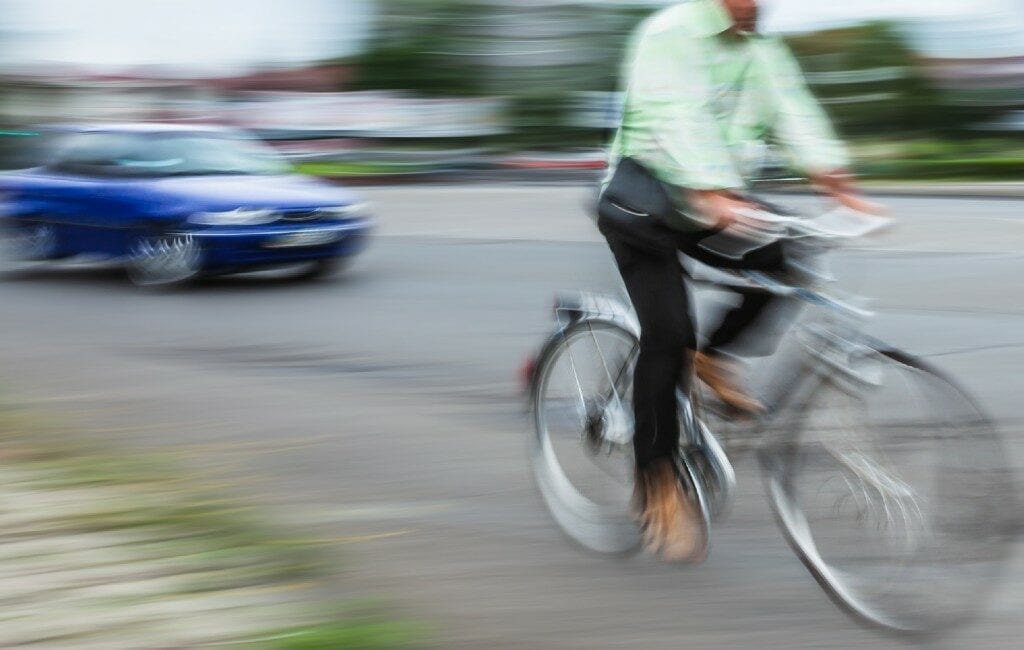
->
xmin=4 ymin=0 xmax=1024 ymax=157
xmin=0 ymin=65 xmax=352 ymax=126
xmin=452 ymin=0 xmax=654 ymax=92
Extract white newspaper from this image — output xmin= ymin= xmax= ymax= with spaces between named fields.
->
xmin=697 ymin=207 xmax=891 ymax=260
xmin=803 ymin=207 xmax=893 ymax=238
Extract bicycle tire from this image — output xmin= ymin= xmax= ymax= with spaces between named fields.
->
xmin=763 ymin=347 xmax=1017 ymax=634
xmin=532 ymin=317 xmax=720 ymax=555
xmin=531 ymin=318 xmax=644 ymax=554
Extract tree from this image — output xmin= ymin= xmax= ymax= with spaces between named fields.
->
xmin=339 ymin=0 xmax=656 ymax=148
xmin=347 ymin=0 xmax=489 ymax=96
xmin=785 ymin=21 xmax=964 ymax=135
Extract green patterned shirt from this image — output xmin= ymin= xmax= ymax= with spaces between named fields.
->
xmin=609 ymin=0 xmax=848 ymax=199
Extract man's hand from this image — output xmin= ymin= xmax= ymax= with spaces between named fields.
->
xmin=811 ymin=170 xmax=885 ymax=214
xmin=688 ymin=189 xmax=756 ymax=230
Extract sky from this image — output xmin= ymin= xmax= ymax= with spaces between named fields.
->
xmin=0 ymin=0 xmax=1020 ymax=73
xmin=762 ymin=0 xmax=970 ymax=32
xmin=0 ymin=0 xmax=374 ymax=73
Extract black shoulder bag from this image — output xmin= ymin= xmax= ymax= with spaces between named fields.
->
xmin=596 ymin=156 xmax=679 ymax=255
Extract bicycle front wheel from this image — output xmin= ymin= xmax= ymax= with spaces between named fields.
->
xmin=531 ymin=319 xmax=642 ymax=554
xmin=765 ymin=348 xmax=1017 ymax=633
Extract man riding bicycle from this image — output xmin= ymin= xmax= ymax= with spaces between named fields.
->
xmin=598 ymin=0 xmax=879 ymax=562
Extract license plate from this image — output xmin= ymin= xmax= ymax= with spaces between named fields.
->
xmin=265 ymin=230 xmax=343 ymax=248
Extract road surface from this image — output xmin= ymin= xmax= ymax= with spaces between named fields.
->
xmin=1 ymin=187 xmax=1022 ymax=648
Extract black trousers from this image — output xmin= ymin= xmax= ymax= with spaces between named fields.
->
xmin=600 ymin=212 xmax=787 ymax=471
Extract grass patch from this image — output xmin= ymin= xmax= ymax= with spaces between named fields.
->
xmin=0 ymin=405 xmax=426 ymax=648
xmin=246 ymin=619 xmax=424 ymax=649
xmin=849 ymin=137 xmax=1024 ymax=180
xmin=295 ymin=161 xmax=438 ymax=177
xmin=0 ymin=407 xmax=319 ymax=583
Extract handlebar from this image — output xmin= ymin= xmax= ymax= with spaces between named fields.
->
xmin=695 ymin=205 xmax=891 ymax=263
xmin=686 ymin=204 xmax=890 ymax=319
xmin=734 ymin=206 xmax=892 ymax=243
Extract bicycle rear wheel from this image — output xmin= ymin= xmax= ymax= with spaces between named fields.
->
xmin=532 ymin=319 xmax=642 ymax=553
xmin=765 ymin=348 xmax=1017 ymax=633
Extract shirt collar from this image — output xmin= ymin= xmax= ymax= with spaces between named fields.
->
xmin=689 ymin=0 xmax=734 ymax=38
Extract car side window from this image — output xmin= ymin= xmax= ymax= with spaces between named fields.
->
xmin=48 ymin=133 xmax=136 ymax=177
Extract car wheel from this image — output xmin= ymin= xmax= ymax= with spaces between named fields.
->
xmin=126 ymin=232 xmax=202 ymax=287
xmin=0 ymin=221 xmax=58 ymax=260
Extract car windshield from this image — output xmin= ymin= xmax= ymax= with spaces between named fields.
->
xmin=48 ymin=131 xmax=290 ymax=177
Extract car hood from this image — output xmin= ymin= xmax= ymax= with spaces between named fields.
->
xmin=144 ymin=174 xmax=361 ymax=213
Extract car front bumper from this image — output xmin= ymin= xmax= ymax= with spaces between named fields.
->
xmin=185 ymin=218 xmax=372 ymax=271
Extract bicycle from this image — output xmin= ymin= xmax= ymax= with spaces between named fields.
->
xmin=526 ymin=205 xmax=1018 ymax=634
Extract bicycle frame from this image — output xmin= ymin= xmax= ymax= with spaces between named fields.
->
xmin=542 ymin=234 xmax=885 ymax=452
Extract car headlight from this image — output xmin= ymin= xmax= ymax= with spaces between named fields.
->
xmin=320 ymin=203 xmax=370 ymax=221
xmin=188 ymin=208 xmax=279 ymax=226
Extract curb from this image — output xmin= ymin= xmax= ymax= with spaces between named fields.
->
xmin=316 ymin=171 xmax=1024 ymax=198
xmin=764 ymin=182 xmax=1024 ymax=200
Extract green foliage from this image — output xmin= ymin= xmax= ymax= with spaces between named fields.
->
xmin=296 ymin=161 xmax=435 ymax=177
xmin=347 ymin=0 xmax=488 ymax=96
xmin=853 ymin=136 xmax=1024 ymax=179
xmin=786 ymin=22 xmax=928 ymax=133
xmin=861 ymin=157 xmax=1024 ymax=179
xmin=785 ymin=21 xmax=1002 ymax=135
xmin=349 ymin=0 xmax=651 ymax=99
xmin=504 ymin=91 xmax=575 ymax=148
xmin=345 ymin=0 xmax=653 ymax=148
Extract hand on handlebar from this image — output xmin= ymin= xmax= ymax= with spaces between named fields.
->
xmin=688 ymin=189 xmax=758 ymax=230
xmin=811 ymin=170 xmax=886 ymax=215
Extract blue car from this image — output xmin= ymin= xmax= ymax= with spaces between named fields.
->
xmin=0 ymin=124 xmax=373 ymax=286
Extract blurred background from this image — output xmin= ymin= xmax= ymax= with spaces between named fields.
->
xmin=1 ymin=1 xmax=1023 ymax=648
xmin=1 ymin=0 xmax=1024 ymax=180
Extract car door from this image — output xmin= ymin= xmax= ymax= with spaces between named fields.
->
xmin=39 ymin=132 xmax=141 ymax=257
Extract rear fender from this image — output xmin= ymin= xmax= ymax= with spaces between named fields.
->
xmin=552 ymin=291 xmax=638 ymax=335
xmin=522 ymin=293 xmax=637 ymax=405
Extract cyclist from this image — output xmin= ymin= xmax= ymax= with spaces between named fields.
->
xmin=598 ymin=0 xmax=878 ymax=561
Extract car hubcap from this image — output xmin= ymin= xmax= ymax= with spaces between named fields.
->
xmin=129 ymin=233 xmax=200 ymax=285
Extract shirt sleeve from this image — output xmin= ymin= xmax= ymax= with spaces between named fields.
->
xmin=759 ymin=39 xmax=850 ymax=175
xmin=626 ymin=28 xmax=744 ymax=190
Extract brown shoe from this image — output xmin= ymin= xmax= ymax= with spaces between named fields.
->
xmin=635 ymin=460 xmax=707 ymax=563
xmin=693 ymin=351 xmax=764 ymax=414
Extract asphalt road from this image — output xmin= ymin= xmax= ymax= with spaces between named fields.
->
xmin=1 ymin=187 xmax=1023 ymax=648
